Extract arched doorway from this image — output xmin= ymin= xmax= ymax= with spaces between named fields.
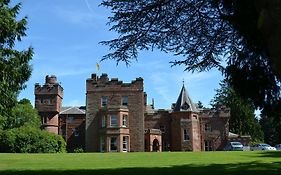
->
xmin=152 ymin=139 xmax=160 ymax=152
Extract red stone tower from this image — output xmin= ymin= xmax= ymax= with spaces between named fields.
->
xmin=170 ymin=84 xmax=201 ymax=151
xmin=35 ymin=75 xmax=63 ymax=134
xmin=86 ymin=73 xmax=145 ymax=152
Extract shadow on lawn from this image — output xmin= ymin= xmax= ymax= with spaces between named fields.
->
xmin=258 ymin=151 xmax=281 ymax=158
xmin=1 ymin=161 xmax=280 ymax=175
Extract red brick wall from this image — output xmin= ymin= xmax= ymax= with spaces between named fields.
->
xmin=145 ymin=110 xmax=171 ymax=151
xmin=59 ymin=114 xmax=85 ymax=152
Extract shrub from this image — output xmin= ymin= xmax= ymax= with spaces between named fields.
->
xmin=0 ymin=126 xmax=66 ymax=153
xmin=73 ymin=148 xmax=84 ymax=153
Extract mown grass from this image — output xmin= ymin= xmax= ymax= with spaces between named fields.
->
xmin=0 ymin=151 xmax=280 ymax=175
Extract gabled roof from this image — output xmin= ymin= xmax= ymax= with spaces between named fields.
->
xmin=60 ymin=106 xmax=86 ymax=115
xmin=173 ymin=85 xmax=199 ymax=112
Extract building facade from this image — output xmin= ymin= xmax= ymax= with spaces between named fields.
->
xmin=35 ymin=74 xmax=233 ymax=152
xmin=35 ymin=75 xmax=85 ymax=152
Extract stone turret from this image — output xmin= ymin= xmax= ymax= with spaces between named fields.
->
xmin=35 ymin=75 xmax=63 ymax=134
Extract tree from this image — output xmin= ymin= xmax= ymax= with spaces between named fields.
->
xmin=0 ymin=0 xmax=33 ymax=129
xmin=260 ymin=101 xmax=281 ymax=145
xmin=100 ymin=0 xmax=280 ymax=111
xmin=211 ymin=80 xmax=264 ymax=142
xmin=3 ymin=99 xmax=41 ymax=130
xmin=197 ymin=101 xmax=204 ymax=109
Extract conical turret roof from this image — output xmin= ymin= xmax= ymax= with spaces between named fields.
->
xmin=173 ymin=84 xmax=198 ymax=112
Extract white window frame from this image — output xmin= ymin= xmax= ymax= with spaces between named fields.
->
xmin=110 ymin=115 xmax=118 ymax=127
xmin=122 ymin=114 xmax=128 ymax=127
xmin=123 ymin=136 xmax=129 ymax=152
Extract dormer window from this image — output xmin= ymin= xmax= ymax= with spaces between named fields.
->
xmin=181 ymin=102 xmax=190 ymax=110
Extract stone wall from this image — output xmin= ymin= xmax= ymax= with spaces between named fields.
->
xmin=86 ymin=73 xmax=145 ymax=152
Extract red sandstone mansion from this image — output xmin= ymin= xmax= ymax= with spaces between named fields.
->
xmin=35 ymin=74 xmax=245 ymax=152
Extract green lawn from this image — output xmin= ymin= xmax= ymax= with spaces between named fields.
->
xmin=0 ymin=151 xmax=280 ymax=175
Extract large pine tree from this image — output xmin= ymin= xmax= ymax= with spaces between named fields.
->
xmin=100 ymin=0 xmax=281 ymax=111
xmin=211 ymin=80 xmax=264 ymax=142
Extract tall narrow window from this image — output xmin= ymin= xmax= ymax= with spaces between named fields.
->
xmin=123 ymin=136 xmax=129 ymax=152
xmin=183 ymin=129 xmax=190 ymax=141
xmin=121 ymin=96 xmax=128 ymax=106
xmin=100 ymin=136 xmax=105 ymax=152
xmin=122 ymin=114 xmax=128 ymax=127
xmin=110 ymin=137 xmax=118 ymax=151
xmin=110 ymin=115 xmax=118 ymax=127
xmin=43 ymin=116 xmax=48 ymax=124
xmin=205 ymin=123 xmax=212 ymax=132
xmin=205 ymin=140 xmax=213 ymax=151
xmin=101 ymin=96 xmax=107 ymax=107
xmin=102 ymin=115 xmax=106 ymax=127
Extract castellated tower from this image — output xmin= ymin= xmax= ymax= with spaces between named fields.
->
xmin=34 ymin=75 xmax=63 ymax=134
xmin=86 ymin=73 xmax=145 ymax=152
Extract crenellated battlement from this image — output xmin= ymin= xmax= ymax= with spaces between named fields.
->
xmin=200 ymin=106 xmax=230 ymax=118
xmin=34 ymin=75 xmax=64 ymax=116
xmin=86 ymin=73 xmax=143 ymax=92
xmin=35 ymin=75 xmax=63 ymax=97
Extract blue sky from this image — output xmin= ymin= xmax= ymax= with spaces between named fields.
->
xmin=17 ymin=0 xmax=223 ymax=109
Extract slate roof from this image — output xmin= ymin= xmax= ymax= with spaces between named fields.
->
xmin=173 ymin=85 xmax=199 ymax=112
xmin=60 ymin=106 xmax=86 ymax=115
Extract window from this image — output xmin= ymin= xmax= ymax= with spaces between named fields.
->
xmin=49 ymin=98 xmax=53 ymax=104
xmin=102 ymin=115 xmax=107 ymax=127
xmin=73 ymin=128 xmax=79 ymax=137
xmin=110 ymin=137 xmax=118 ymax=151
xmin=121 ymin=96 xmax=128 ymax=106
xmin=100 ymin=137 xmax=105 ymax=152
xmin=205 ymin=123 xmax=212 ymax=132
xmin=68 ymin=116 xmax=74 ymax=123
xmin=123 ymin=136 xmax=129 ymax=152
xmin=205 ymin=140 xmax=213 ymax=151
xmin=101 ymin=96 xmax=107 ymax=107
xmin=160 ymin=125 xmax=165 ymax=133
xmin=183 ymin=129 xmax=190 ymax=141
xmin=43 ymin=116 xmax=48 ymax=124
xmin=110 ymin=115 xmax=118 ymax=127
xmin=122 ymin=114 xmax=128 ymax=127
